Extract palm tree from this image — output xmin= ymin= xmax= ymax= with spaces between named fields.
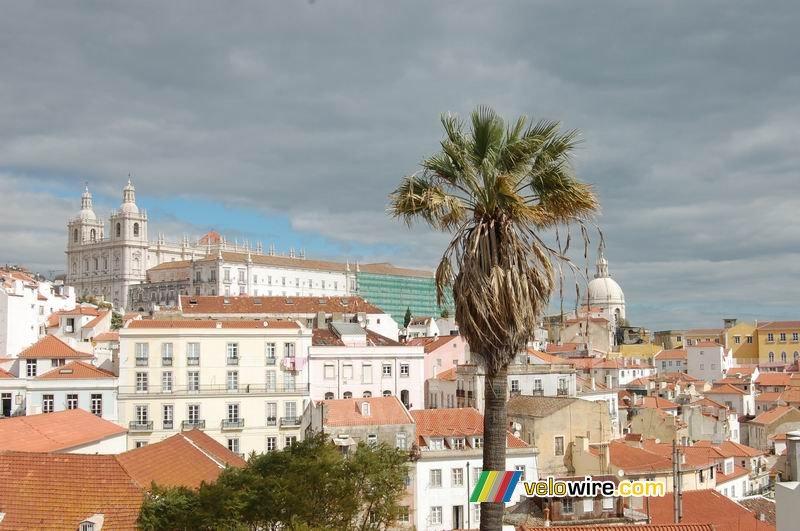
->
xmin=390 ymin=106 xmax=599 ymax=530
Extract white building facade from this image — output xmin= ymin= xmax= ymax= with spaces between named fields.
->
xmin=687 ymin=342 xmax=731 ymax=383
xmin=118 ymin=319 xmax=312 ymax=455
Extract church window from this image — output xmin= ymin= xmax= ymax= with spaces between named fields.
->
xmin=73 ymin=228 xmax=78 ymax=242
xmin=90 ymin=228 xmax=96 ymax=241
xmin=102 ymin=256 xmax=108 ymax=270
xmin=116 ymin=223 xmax=121 ymax=237
xmin=84 ymin=259 xmax=89 ymax=272
xmin=133 ymin=223 xmax=140 ymax=237
xmin=93 ymin=257 xmax=99 ymax=270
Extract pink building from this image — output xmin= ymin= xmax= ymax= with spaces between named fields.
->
xmin=407 ymin=335 xmax=470 ymax=380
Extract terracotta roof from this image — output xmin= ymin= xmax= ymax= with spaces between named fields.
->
xmin=606 ymin=441 xmax=674 ymax=472
xmin=16 ymin=335 xmax=94 ymax=359
xmin=407 ymin=335 xmax=460 ymax=353
xmin=756 ymin=373 xmax=791 ymax=386
xmin=755 ymin=392 xmax=782 ymax=403
xmin=717 ymin=464 xmax=750 ymax=483
xmin=705 ymin=383 xmax=747 ymax=395
xmin=57 ymin=306 xmax=101 ymax=317
xmin=82 ymin=310 xmax=110 ymax=329
xmin=198 ymin=230 xmax=223 ymax=244
xmin=0 ymin=451 xmax=143 ymax=530
xmin=780 ymin=388 xmax=800 ymax=403
xmin=692 ymin=397 xmax=729 ymax=410
xmin=507 ymin=395 xmax=576 ymax=418
xmin=655 ymin=349 xmax=687 ymax=360
xmin=521 ymin=526 xmax=714 ymax=531
xmin=626 ymin=376 xmax=652 ymax=387
xmin=710 ymin=440 xmax=764 ymax=458
xmin=750 ymin=405 xmax=797 ymax=425
xmin=729 ymin=367 xmax=757 ymax=376
xmin=94 ymin=331 xmax=120 ymax=342
xmin=35 ymin=360 xmax=116 ymax=380
xmin=736 ymin=497 xmax=775 ymax=527
xmin=645 ymin=488 xmax=775 ymax=531
xmin=411 ymin=408 xmax=527 ymax=449
xmin=149 ymin=259 xmax=192 ymax=271
xmin=692 ymin=341 xmax=722 ymax=347
xmin=591 ymin=359 xmax=654 ymax=370
xmin=0 ymin=368 xmax=16 ymax=379
xmin=757 ymin=321 xmax=800 ymax=330
xmin=546 ymin=342 xmax=583 ymax=353
xmin=45 ymin=312 xmax=60 ymax=328
xmin=126 ymin=319 xmax=300 ymax=329
xmin=526 ymin=348 xmax=575 ymax=365
xmin=311 ymin=327 xmax=401 ymax=347
xmin=575 ymin=375 xmax=609 ymax=392
xmin=323 ymin=396 xmax=413 ymax=427
xmin=715 ymin=377 xmax=750 ymax=386
xmin=116 ymin=430 xmax=245 ymax=490
xmin=640 ymin=441 xmax=723 ymax=468
xmin=435 ymin=367 xmax=456 ymax=381
xmin=180 ymin=294 xmax=386 ymax=315
xmin=0 ymin=409 xmax=127 ymax=453
xmin=640 ymin=396 xmax=680 ymax=409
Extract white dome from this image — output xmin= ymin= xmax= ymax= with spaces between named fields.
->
xmin=79 ymin=186 xmax=96 ymax=220
xmin=120 ymin=179 xmax=139 ymax=213
xmin=588 ymin=276 xmax=625 ymax=305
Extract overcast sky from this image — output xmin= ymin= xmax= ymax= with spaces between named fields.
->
xmin=1 ymin=0 xmax=799 ymax=330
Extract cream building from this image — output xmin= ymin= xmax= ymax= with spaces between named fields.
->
xmin=587 ymin=251 xmax=625 ymax=327
xmin=118 ymin=319 xmax=312 ymax=455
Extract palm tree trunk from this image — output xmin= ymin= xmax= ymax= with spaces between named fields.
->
xmin=480 ymin=364 xmax=508 ymax=531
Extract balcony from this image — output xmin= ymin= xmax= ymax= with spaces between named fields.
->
xmin=129 ymin=421 xmax=153 ymax=432
xmin=266 ymin=417 xmax=277 ymax=426
xmin=266 ymin=357 xmax=277 ymax=366
xmin=187 ymin=358 xmax=200 ymax=366
xmin=557 ymin=388 xmax=569 ymax=396
xmin=163 ymin=421 xmax=174 ymax=430
xmin=280 ymin=416 xmax=301 ymax=428
xmin=227 ymin=357 xmax=239 ymax=366
xmin=118 ymin=383 xmax=309 ymax=397
xmin=162 ymin=357 xmax=173 ymax=367
xmin=222 ymin=418 xmax=245 ymax=430
xmin=135 ymin=358 xmax=149 ymax=367
xmin=181 ymin=420 xmax=206 ymax=430
xmin=532 ymin=389 xmax=544 ymax=396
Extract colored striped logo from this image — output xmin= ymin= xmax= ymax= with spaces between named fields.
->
xmin=470 ymin=471 xmax=522 ymax=503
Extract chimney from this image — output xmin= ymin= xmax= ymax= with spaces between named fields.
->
xmin=591 ymin=376 xmax=596 ymax=391
xmin=543 ymin=506 xmax=551 ymax=527
xmin=786 ymin=431 xmax=800 ymax=481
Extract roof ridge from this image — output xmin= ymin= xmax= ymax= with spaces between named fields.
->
xmin=179 ymin=432 xmax=228 ymax=468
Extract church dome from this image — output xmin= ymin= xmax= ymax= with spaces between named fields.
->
xmin=120 ymin=179 xmax=139 ymax=214
xmin=588 ymin=276 xmax=625 ymax=305
xmin=78 ymin=185 xmax=96 ymax=220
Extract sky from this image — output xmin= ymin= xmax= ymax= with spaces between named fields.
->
xmin=1 ymin=0 xmax=799 ymax=330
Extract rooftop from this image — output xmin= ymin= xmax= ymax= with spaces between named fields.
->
xmin=126 ymin=319 xmax=300 ymax=329
xmin=0 ymin=409 xmax=127 ymax=453
xmin=755 ymin=373 xmax=791 ymax=386
xmin=410 ymin=407 xmax=527 ymax=449
xmin=757 ymin=321 xmax=800 ymax=330
xmin=507 ymin=395 xmax=577 ymax=418
xmin=35 ymin=360 xmax=116 ymax=380
xmin=645 ymin=488 xmax=775 ymax=531
xmin=180 ymin=294 xmax=386 ymax=315
xmin=16 ymin=334 xmax=94 ymax=360
xmin=323 ymin=396 xmax=413 ymax=427
xmin=654 ymin=348 xmax=687 ymax=360
xmin=705 ymin=383 xmax=748 ymax=395
xmin=311 ymin=326 xmax=401 ymax=347
xmin=407 ymin=334 xmax=460 ymax=353
xmin=750 ymin=405 xmax=796 ymax=425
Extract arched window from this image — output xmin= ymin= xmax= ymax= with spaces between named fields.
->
xmin=89 ymin=228 xmax=96 ymax=241
xmin=116 ymin=223 xmax=121 ymax=237
xmin=400 ymin=389 xmax=410 ymax=408
xmin=133 ymin=222 xmax=140 ymax=237
xmin=73 ymin=228 xmax=78 ymax=242
xmin=93 ymin=257 xmax=99 ymax=270
xmin=361 ymin=402 xmax=371 ymax=416
xmin=84 ymin=259 xmax=89 ymax=272
xmin=362 ymin=391 xmax=372 ymax=398
xmin=102 ymin=256 xmax=108 ymax=270
xmin=769 ymin=352 xmax=775 ymax=362
xmin=383 ymin=390 xmax=391 ymax=397
xmin=343 ymin=391 xmax=352 ymax=399
xmin=324 ymin=392 xmax=334 ymax=400
xmin=782 ymin=352 xmax=787 ymax=363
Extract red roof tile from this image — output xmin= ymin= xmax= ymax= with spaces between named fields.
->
xmin=755 ymin=392 xmax=782 ymax=403
xmin=126 ymin=319 xmax=300 ymax=329
xmin=526 ymin=348 xmax=575 ymax=365
xmin=82 ymin=310 xmax=110 ymax=329
xmin=407 ymin=335 xmax=460 ymax=353
xmin=645 ymin=489 xmax=775 ymax=531
xmin=756 ymin=373 xmax=792 ymax=386
xmin=705 ymin=383 xmax=748 ymax=395
xmin=0 ymin=451 xmax=143 ymax=530
xmin=435 ymin=367 xmax=456 ymax=381
xmin=522 ymin=526 xmax=715 ymax=531
xmin=655 ymin=348 xmax=687 ymax=360
xmin=94 ymin=331 xmax=120 ymax=341
xmin=0 ymin=409 xmax=127 ymax=453
xmin=180 ymin=294 xmax=387 ymax=315
xmin=750 ymin=405 xmax=797 ymax=425
xmin=35 ymin=360 xmax=116 ymax=380
xmin=16 ymin=335 xmax=94 ymax=359
xmin=0 ymin=368 xmax=16 ymax=379
xmin=410 ymin=408 xmax=528 ymax=449
xmin=57 ymin=306 xmax=101 ymax=317
xmin=312 ymin=327 xmax=401 ymax=347
xmin=757 ymin=321 xmax=800 ymax=330
xmin=323 ymin=396 xmax=414 ymax=427
xmin=640 ymin=396 xmax=680 ymax=409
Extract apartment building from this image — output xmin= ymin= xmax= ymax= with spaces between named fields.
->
xmin=757 ymin=321 xmax=800 ymax=365
xmin=118 ymin=319 xmax=312 ymax=455
xmin=687 ymin=342 xmax=731 ymax=382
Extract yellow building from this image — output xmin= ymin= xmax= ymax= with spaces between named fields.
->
xmin=724 ymin=322 xmax=758 ymax=364
xmin=653 ymin=330 xmax=685 ymax=350
xmin=615 ymin=343 xmax=663 ymax=361
xmin=756 ymin=321 xmax=800 ymax=365
xmin=684 ymin=328 xmax=725 ymax=346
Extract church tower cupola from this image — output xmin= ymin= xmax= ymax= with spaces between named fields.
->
xmin=78 ymin=184 xmax=97 ymax=221
xmin=120 ymin=178 xmax=140 ymax=214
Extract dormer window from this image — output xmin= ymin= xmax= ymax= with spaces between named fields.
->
xmin=80 ymin=523 xmax=94 ymax=531
xmin=361 ymin=402 xmax=370 ymax=416
xmin=472 ymin=437 xmax=483 ymax=448
xmin=451 ymin=437 xmax=465 ymax=450
xmin=428 ymin=437 xmax=444 ymax=450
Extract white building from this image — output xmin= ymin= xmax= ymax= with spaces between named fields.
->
xmin=405 ymin=317 xmax=439 ymax=339
xmin=587 ymin=358 xmax=656 ymax=389
xmin=653 ymin=348 xmax=687 ymax=374
xmin=687 ymin=342 xmax=731 ymax=383
xmin=575 ymin=376 xmax=621 ymax=439
xmin=25 ymin=360 xmax=118 ymax=420
xmin=704 ymin=383 xmax=756 ymax=417
xmin=308 ymin=322 xmax=424 ymax=409
xmin=0 ymin=268 xmax=75 ymax=357
xmin=410 ymin=408 xmax=538 ymax=530
xmin=118 ymin=319 xmax=312 ymax=455
xmin=46 ymin=305 xmax=112 ymax=353
xmin=586 ymin=251 xmax=625 ymax=327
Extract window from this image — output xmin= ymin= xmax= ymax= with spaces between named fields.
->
xmin=266 ymin=402 xmax=277 ymax=425
xmin=782 ymin=352 xmax=787 ymax=363
xmin=769 ymin=352 xmax=775 ymax=362
xmin=400 ymin=363 xmax=409 ymax=377
xmin=265 ymin=342 xmax=276 ymax=363
xmin=266 ymin=370 xmax=276 ymax=391
xmin=343 ymin=364 xmax=353 ymax=379
xmin=161 ymin=342 xmax=173 ymax=365
xmin=397 ymin=506 xmax=409 ymax=523
xmin=228 ymin=438 xmax=240 ymax=454
xmin=136 ymin=372 xmax=148 ymax=392
xmin=534 ymin=379 xmax=542 ymax=391
xmin=238 ymin=269 xmax=245 ymax=283
xmin=26 ymin=359 xmax=37 ymax=377
xmin=224 ymin=268 xmax=231 ymax=282
xmin=227 ymin=343 xmax=239 ymax=362
xmin=187 ymin=404 xmax=200 ymax=423
xmin=781 ymin=333 xmax=787 ymax=342
xmin=188 ymin=371 xmax=200 ymax=392
xmin=80 ymin=521 xmax=95 ymax=531
xmin=430 ymin=506 xmax=443 ymax=525
xmin=430 ymin=469 xmax=442 ymax=487
xmin=324 ymin=364 xmax=335 ymax=379
xmin=472 ymin=504 xmax=481 ymax=524
xmin=768 ymin=333 xmax=774 ymax=342
xmin=382 ymin=390 xmax=391 ymax=397
xmin=515 ymin=465 xmax=526 ymax=481
xmin=562 ymin=498 xmax=574 ymax=514
xmin=187 ymin=343 xmax=200 ymax=365
xmin=227 ymin=403 xmax=240 ymax=422
xmin=135 ymin=405 xmax=149 ymax=423
xmin=285 ymin=401 xmax=297 ymax=420
xmin=734 ymin=336 xmax=741 ymax=344
xmin=554 ymin=436 xmax=565 ymax=456
xmin=452 ymin=467 xmax=464 ymax=486
xmin=382 ymin=363 xmax=392 ymax=378
xmin=73 ymin=228 xmax=78 ymax=242
xmin=362 ymin=391 xmax=372 ymax=398
xmin=284 ymin=343 xmax=295 ymax=357
xmin=163 ymin=404 xmax=173 ymax=429
xmin=284 ymin=372 xmax=296 ymax=391
xmin=133 ymin=222 xmax=139 ymax=237
xmin=511 ymin=379 xmax=520 ymax=392
xmin=227 ymin=371 xmax=239 ymax=391
xmin=583 ymin=498 xmax=594 ymax=513
xmin=429 ymin=438 xmax=444 ymax=450
xmin=266 ymin=436 xmax=277 ymax=452
xmin=452 ymin=437 xmax=465 ymax=449
xmin=794 ymin=333 xmax=799 ymax=342
xmin=90 ymin=394 xmax=102 ymax=416
xmin=134 ymin=441 xmax=148 ymax=449
xmin=367 ymin=434 xmax=378 ymax=447
xmin=473 ymin=437 xmax=483 ymax=448
xmin=162 ymin=371 xmax=173 ymax=392
xmin=284 ymin=435 xmax=297 ymax=447
xmin=602 ymin=497 xmax=614 ymax=510
xmin=325 ymin=392 xmax=334 ymax=399
xmin=362 ymin=364 xmax=372 ymax=384
xmin=43 ymin=394 xmax=54 ymax=413
xmin=343 ymin=391 xmax=353 ymax=399
xmin=396 ymin=432 xmax=407 ymax=450
xmin=747 ymin=335 xmax=753 ymax=344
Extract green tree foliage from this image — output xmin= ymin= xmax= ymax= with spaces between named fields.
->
xmin=137 ymin=433 xmax=408 ymax=531
xmin=403 ymin=307 xmax=412 ymax=328
xmin=111 ymin=311 xmax=124 ymax=330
